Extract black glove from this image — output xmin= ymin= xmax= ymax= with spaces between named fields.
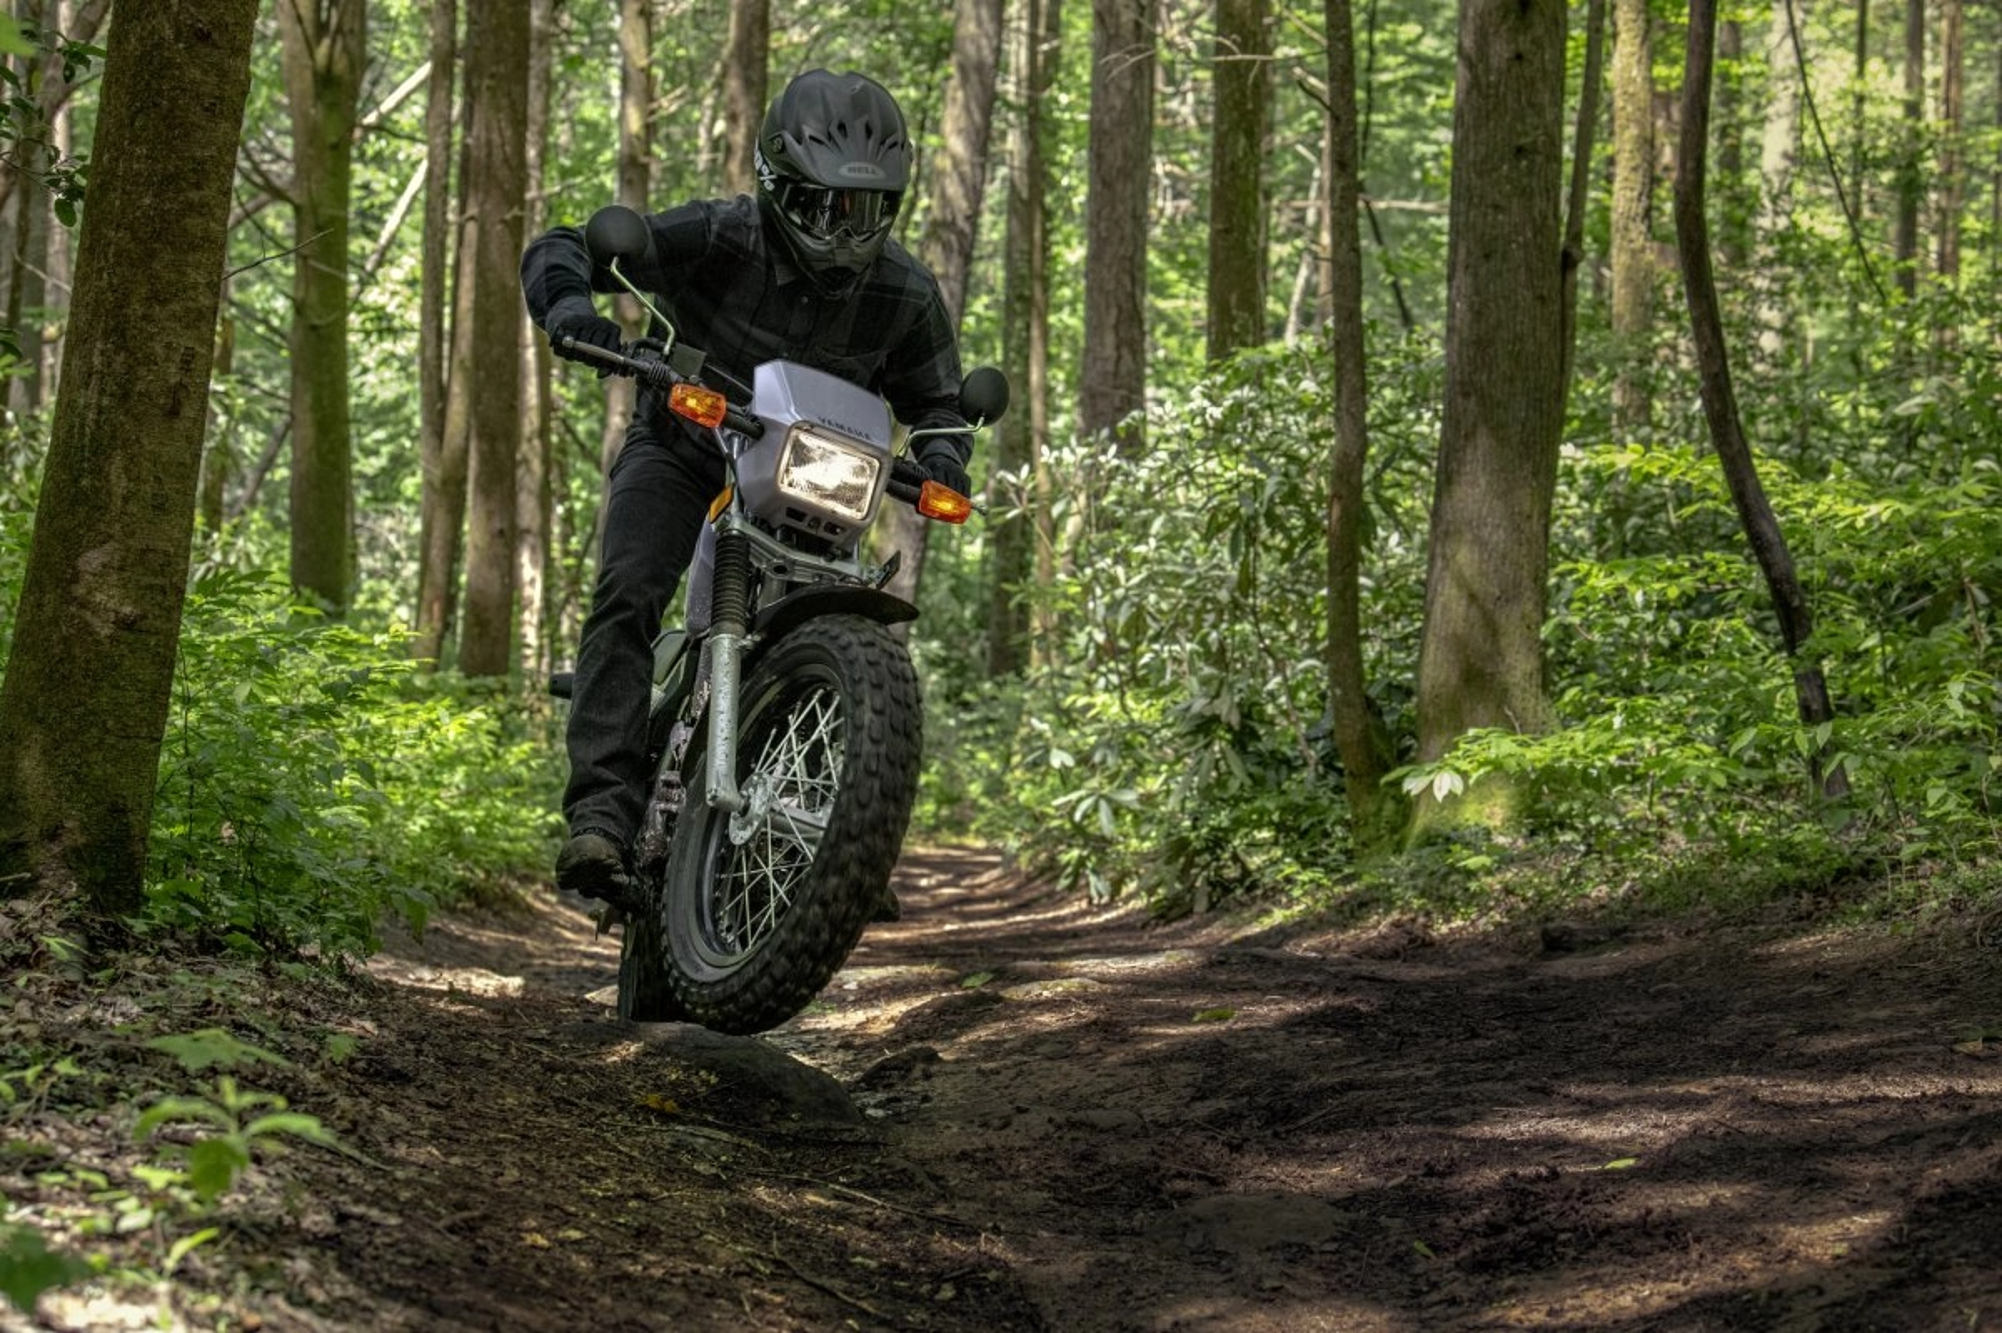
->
xmin=545 ymin=297 xmax=623 ymax=366
xmin=915 ymin=439 xmax=971 ymax=496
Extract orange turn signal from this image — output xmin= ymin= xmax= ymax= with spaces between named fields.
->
xmin=917 ymin=480 xmax=973 ymax=524
xmin=670 ymin=383 xmax=729 ymax=429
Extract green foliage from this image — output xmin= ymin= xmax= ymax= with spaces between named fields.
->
xmin=146 ymin=572 xmax=562 ymax=960
xmin=1392 ymin=440 xmax=2000 ymax=886
xmin=0 ymin=1208 xmax=92 ymax=1314
xmin=918 ymin=335 xmax=1443 ymax=912
xmin=133 ymin=1075 xmax=343 ymax=1207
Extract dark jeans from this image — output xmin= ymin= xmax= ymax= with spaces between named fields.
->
xmin=565 ymin=428 xmax=725 ymax=844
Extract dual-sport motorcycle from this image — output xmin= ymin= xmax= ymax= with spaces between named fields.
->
xmin=550 ymin=205 xmax=1007 ymax=1036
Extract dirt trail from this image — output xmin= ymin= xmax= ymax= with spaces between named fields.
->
xmin=197 ymin=850 xmax=2002 ymax=1330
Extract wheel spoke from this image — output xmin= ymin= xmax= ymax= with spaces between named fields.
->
xmin=701 ymin=682 xmax=846 ymax=961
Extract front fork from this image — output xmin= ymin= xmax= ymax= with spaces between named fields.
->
xmin=698 ymin=527 xmax=752 ymax=816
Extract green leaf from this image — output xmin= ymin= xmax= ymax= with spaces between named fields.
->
xmin=1601 ymin=1157 xmax=1640 ymax=1171
xmin=0 ymin=18 xmax=33 ymax=58
xmin=184 ymin=1137 xmax=250 ymax=1203
xmin=0 ymin=1224 xmax=91 ymax=1313
xmin=1191 ymin=1007 xmax=1236 ymax=1024
xmin=242 ymin=1112 xmax=342 ymax=1151
xmin=163 ymin=1226 xmax=219 ymax=1274
xmin=145 ymin=1029 xmax=289 ymax=1074
xmin=134 ymin=1096 xmax=234 ymax=1140
xmin=959 ymin=972 xmax=994 ymax=989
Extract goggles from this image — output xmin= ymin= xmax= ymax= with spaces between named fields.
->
xmin=776 ymin=180 xmax=901 ymax=241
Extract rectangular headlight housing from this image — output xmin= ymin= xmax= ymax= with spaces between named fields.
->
xmin=776 ymin=426 xmax=881 ymax=526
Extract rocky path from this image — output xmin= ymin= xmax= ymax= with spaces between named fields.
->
xmin=111 ymin=848 xmax=2002 ymax=1331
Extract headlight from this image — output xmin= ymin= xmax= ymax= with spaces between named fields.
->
xmin=776 ymin=427 xmax=881 ymax=525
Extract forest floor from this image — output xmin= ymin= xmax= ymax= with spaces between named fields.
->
xmin=8 ymin=847 xmax=2002 ymax=1332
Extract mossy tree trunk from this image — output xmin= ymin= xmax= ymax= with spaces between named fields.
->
xmin=456 ymin=0 xmax=530 ymax=678
xmin=1205 ymin=0 xmax=1271 ymax=361
xmin=412 ymin=0 xmax=459 ymax=666
xmin=1410 ymin=0 xmax=1567 ymax=839
xmin=279 ymin=0 xmax=366 ymax=616
xmin=1081 ymin=0 xmax=1155 ymax=455
xmin=1609 ymin=0 xmax=1653 ymax=436
xmin=0 ymin=0 xmax=260 ymax=918
xmin=988 ymin=0 xmax=1062 ymax=679
xmin=1322 ymin=0 xmax=1399 ymax=853
xmin=718 ymin=0 xmax=770 ymax=198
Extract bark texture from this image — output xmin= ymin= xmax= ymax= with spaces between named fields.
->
xmin=1894 ymin=0 xmax=1922 ymax=296
xmin=456 ymin=0 xmax=530 ymax=678
xmin=1412 ymin=0 xmax=1567 ymax=832
xmin=1609 ymin=0 xmax=1653 ymax=435
xmin=1081 ymin=0 xmax=1155 ymax=453
xmin=719 ymin=0 xmax=770 ymax=197
xmin=279 ymin=0 xmax=367 ymax=615
xmin=412 ymin=0 xmax=459 ymax=665
xmin=1205 ymin=0 xmax=1270 ymax=360
xmin=0 ymin=0 xmax=259 ymax=915
xmin=879 ymin=0 xmax=1007 ymax=611
xmin=517 ymin=0 xmax=556 ymax=680
xmin=595 ymin=0 xmax=651 ymax=532
xmin=988 ymin=0 xmax=1062 ymax=678
xmin=1560 ymin=0 xmax=1608 ymax=397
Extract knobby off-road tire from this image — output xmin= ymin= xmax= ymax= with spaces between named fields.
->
xmin=653 ymin=614 xmax=921 ymax=1035
xmin=617 ymin=864 xmax=685 ymax=1023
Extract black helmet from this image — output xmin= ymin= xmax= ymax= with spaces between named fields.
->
xmin=755 ymin=70 xmax=911 ymax=295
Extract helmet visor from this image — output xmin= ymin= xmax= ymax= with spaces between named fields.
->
xmin=776 ymin=180 xmax=900 ymax=242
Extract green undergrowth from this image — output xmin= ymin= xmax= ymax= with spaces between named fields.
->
xmin=0 ymin=910 xmax=369 ymax=1327
xmin=913 ymin=347 xmax=2001 ymax=937
xmin=145 ymin=570 xmax=564 ymax=963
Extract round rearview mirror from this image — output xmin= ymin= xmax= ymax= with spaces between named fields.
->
xmin=585 ymin=204 xmax=653 ymax=269
xmin=959 ymin=366 xmax=1009 ymax=426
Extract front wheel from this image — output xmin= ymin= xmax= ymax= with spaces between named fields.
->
xmin=658 ymin=615 xmax=921 ymax=1034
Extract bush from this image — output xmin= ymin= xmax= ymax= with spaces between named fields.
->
xmin=146 ymin=572 xmax=562 ymax=960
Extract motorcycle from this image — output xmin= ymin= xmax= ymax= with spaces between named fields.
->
xmin=549 ymin=205 xmax=1006 ymax=1035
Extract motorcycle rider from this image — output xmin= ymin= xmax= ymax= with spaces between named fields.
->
xmin=521 ymin=70 xmax=973 ymax=911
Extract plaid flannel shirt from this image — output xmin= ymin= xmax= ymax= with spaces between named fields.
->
xmin=521 ymin=195 xmax=970 ymax=468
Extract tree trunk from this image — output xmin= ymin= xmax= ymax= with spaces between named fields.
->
xmin=0 ymin=0 xmax=259 ymax=918
xmin=1674 ymin=0 xmax=1847 ymax=797
xmin=1935 ymin=0 xmax=1963 ymax=291
xmin=412 ymin=0 xmax=459 ymax=665
xmin=1411 ymin=0 xmax=1567 ymax=837
xmin=987 ymin=0 xmax=1061 ymax=678
xmin=1205 ymin=0 xmax=1271 ymax=360
xmin=1560 ymin=0 xmax=1608 ymax=399
xmin=879 ymin=0 xmax=1007 ymax=612
xmin=279 ymin=0 xmax=367 ymax=616
xmin=1322 ymin=0 xmax=1396 ymax=851
xmin=456 ymin=0 xmax=531 ymax=678
xmin=1894 ymin=0 xmax=1923 ymax=297
xmin=1752 ymin=0 xmax=1802 ymax=370
xmin=719 ymin=0 xmax=769 ymax=197
xmin=1610 ymin=0 xmax=1653 ymax=436
xmin=1081 ymin=0 xmax=1155 ymax=454
xmin=595 ymin=0 xmax=651 ymax=536
xmin=5 ymin=0 xmax=47 ymax=420
xmin=517 ymin=0 xmax=556 ymax=683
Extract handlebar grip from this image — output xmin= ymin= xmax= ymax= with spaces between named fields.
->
xmin=887 ymin=455 xmax=926 ymax=505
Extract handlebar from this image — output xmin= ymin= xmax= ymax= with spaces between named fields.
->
xmin=556 ymin=336 xmax=765 ymax=439
xmin=886 ymin=455 xmax=927 ymax=506
xmin=560 ymin=334 xmax=973 ymax=516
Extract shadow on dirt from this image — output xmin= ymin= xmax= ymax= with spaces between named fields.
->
xmin=270 ymin=848 xmax=2002 ymax=1332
